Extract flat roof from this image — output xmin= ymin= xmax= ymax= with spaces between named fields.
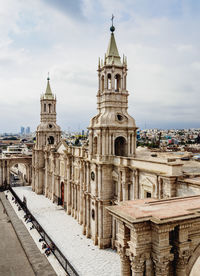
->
xmin=107 ymin=195 xmax=200 ymax=224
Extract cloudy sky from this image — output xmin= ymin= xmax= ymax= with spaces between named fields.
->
xmin=1 ymin=0 xmax=200 ymax=133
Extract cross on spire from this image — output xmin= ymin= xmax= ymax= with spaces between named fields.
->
xmin=110 ymin=14 xmax=115 ymax=33
xmin=47 ymin=72 xmax=50 ymax=81
xmin=111 ymin=14 xmax=114 ymax=26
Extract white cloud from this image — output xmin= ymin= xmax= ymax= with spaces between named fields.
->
xmin=1 ymin=0 xmax=200 ymax=133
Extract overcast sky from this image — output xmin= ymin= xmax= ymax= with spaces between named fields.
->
xmin=1 ymin=0 xmax=200 ymax=133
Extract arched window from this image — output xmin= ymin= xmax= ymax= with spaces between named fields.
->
xmin=48 ymin=136 xmax=54 ymax=145
xmin=107 ymin=73 xmax=111 ymax=89
xmin=101 ymin=75 xmax=104 ymax=91
xmin=115 ymin=74 xmax=121 ymax=92
xmin=48 ymin=104 xmax=51 ymax=113
xmin=115 ymin=136 xmax=127 ymax=157
xmin=44 ymin=104 xmax=46 ymax=112
xmin=93 ymin=137 xmax=97 ymax=154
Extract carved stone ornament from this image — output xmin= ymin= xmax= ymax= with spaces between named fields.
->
xmin=130 ymin=254 xmax=145 ymax=273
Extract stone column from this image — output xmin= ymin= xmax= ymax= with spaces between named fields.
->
xmin=102 ymin=129 xmax=106 ymax=155
xmin=152 ymin=224 xmax=173 ymax=276
xmin=66 ymin=160 xmax=71 ymax=215
xmin=74 ymin=185 xmax=77 ymax=219
xmin=111 ymin=217 xmax=116 ymax=249
xmin=127 ymin=133 xmax=131 ymax=156
xmin=120 ymin=253 xmax=131 ymax=276
xmin=130 ymin=255 xmax=145 ymax=276
xmin=153 ymin=256 xmax=174 ymax=276
xmin=6 ymin=161 xmax=10 ymax=186
xmin=118 ymin=170 xmax=122 ymax=201
xmin=98 ymin=165 xmax=102 ymax=198
xmin=79 ymin=163 xmax=83 ymax=224
xmin=109 ymin=133 xmax=112 ymax=155
xmin=86 ymin=194 xmax=90 ymax=238
xmin=133 ymin=129 xmax=136 ymax=156
xmin=98 ymin=200 xmax=103 ymax=248
xmin=175 ymin=224 xmax=191 ymax=276
xmin=71 ymin=184 xmax=74 ymax=217
xmin=122 ymin=181 xmax=128 ymax=201
xmin=82 ymin=194 xmax=86 ymax=235
xmin=135 ymin=169 xmax=139 ymax=199
xmin=44 ymin=155 xmax=48 ymax=197
xmin=94 ymin=200 xmax=98 ymax=245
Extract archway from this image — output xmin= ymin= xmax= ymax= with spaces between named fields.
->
xmin=0 ymin=156 xmax=32 ymax=188
xmin=10 ymin=163 xmax=27 ymax=186
xmin=187 ymin=243 xmax=200 ymax=276
xmin=61 ymin=182 xmax=64 ymax=206
xmin=115 ymin=136 xmax=127 ymax=157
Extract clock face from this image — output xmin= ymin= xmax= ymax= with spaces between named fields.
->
xmin=91 ymin=172 xmax=95 ymax=181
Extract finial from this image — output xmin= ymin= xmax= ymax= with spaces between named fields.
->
xmin=47 ymin=72 xmax=50 ymax=81
xmin=110 ymin=14 xmax=115 ymax=33
xmin=98 ymin=57 xmax=100 ymax=68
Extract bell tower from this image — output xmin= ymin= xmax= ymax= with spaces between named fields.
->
xmin=89 ymin=20 xmax=137 ymax=159
xmin=32 ymin=76 xmax=61 ymax=194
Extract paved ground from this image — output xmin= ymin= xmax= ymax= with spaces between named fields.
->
xmin=0 ymin=196 xmax=35 ymax=276
xmin=0 ymin=192 xmax=57 ymax=276
xmin=13 ymin=186 xmax=120 ymax=276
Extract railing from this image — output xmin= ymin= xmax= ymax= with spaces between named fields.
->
xmin=9 ymin=186 xmax=79 ymax=276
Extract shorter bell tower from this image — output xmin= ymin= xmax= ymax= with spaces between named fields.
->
xmin=89 ymin=21 xmax=137 ymax=159
xmin=32 ymin=76 xmax=61 ymax=194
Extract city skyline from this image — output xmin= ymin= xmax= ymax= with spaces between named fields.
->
xmin=1 ymin=0 xmax=200 ymax=132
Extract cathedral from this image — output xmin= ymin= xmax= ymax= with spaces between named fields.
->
xmin=32 ymin=23 xmax=200 ymax=275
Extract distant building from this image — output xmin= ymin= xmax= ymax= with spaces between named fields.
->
xmin=20 ymin=126 xmax=25 ymax=135
xmin=26 ymin=126 xmax=31 ymax=134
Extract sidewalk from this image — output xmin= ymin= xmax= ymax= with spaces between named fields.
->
xmin=0 ymin=192 xmax=57 ymax=276
xmin=13 ymin=186 xmax=120 ymax=276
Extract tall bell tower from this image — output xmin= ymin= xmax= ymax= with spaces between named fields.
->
xmin=32 ymin=76 xmax=61 ymax=194
xmin=88 ymin=19 xmax=137 ymax=159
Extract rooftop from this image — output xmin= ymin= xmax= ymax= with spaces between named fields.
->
xmin=107 ymin=195 xmax=200 ymax=224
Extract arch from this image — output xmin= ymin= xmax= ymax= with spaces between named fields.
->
xmin=61 ymin=182 xmax=64 ymax=206
xmin=5 ymin=157 xmax=32 ymax=187
xmin=101 ymin=75 xmax=105 ymax=91
xmin=48 ymin=136 xmax=54 ymax=145
xmin=107 ymin=73 xmax=112 ymax=89
xmin=115 ymin=74 xmax=121 ymax=92
xmin=115 ymin=136 xmax=127 ymax=157
xmin=44 ymin=103 xmax=46 ymax=112
xmin=187 ymin=243 xmax=200 ymax=275
xmin=93 ymin=136 xmax=98 ymax=155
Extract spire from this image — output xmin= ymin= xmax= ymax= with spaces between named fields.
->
xmin=44 ymin=73 xmax=54 ymax=99
xmin=105 ymin=15 xmax=122 ymax=66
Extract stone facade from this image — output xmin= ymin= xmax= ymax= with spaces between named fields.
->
xmin=32 ymin=77 xmax=61 ymax=195
xmin=32 ymin=26 xmax=200 ymax=274
xmin=107 ymin=196 xmax=200 ymax=276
